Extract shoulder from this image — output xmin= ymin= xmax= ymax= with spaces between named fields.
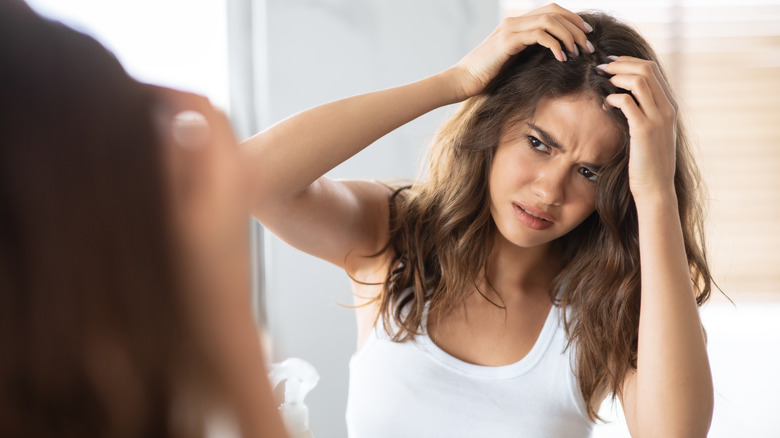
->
xmin=344 ymin=182 xmax=411 ymax=344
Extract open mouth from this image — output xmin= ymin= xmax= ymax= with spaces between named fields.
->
xmin=518 ymin=206 xmax=551 ymax=222
xmin=512 ymin=203 xmax=555 ymax=231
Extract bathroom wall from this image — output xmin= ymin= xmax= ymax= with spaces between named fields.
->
xmin=256 ymin=1 xmax=499 ymax=435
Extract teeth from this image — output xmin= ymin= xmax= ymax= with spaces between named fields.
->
xmin=521 ymin=207 xmax=548 ymax=222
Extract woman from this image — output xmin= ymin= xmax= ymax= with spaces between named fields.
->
xmin=0 ymin=1 xmax=287 ymax=436
xmin=246 ymin=4 xmax=713 ymax=437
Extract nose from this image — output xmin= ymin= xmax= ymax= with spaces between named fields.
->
xmin=532 ymin=164 xmax=566 ymax=206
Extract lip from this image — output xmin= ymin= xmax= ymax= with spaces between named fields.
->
xmin=512 ymin=202 xmax=555 ymax=231
xmin=516 ymin=202 xmax=556 ymax=222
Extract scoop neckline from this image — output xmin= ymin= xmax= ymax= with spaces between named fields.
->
xmin=414 ymin=304 xmax=558 ymax=379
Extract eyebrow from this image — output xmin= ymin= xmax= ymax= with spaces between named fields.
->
xmin=526 ymin=123 xmax=604 ymax=172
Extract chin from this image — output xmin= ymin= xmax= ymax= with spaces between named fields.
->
xmin=495 ymin=226 xmax=557 ymax=249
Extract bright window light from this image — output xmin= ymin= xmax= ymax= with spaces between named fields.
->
xmin=25 ymin=0 xmax=230 ymax=110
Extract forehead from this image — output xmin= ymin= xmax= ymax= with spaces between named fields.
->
xmin=504 ymin=94 xmax=623 ymax=162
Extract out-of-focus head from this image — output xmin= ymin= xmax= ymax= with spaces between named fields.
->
xmin=0 ymin=1 xmax=251 ymax=436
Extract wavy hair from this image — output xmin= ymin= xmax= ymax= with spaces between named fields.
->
xmin=370 ymin=12 xmax=712 ymax=420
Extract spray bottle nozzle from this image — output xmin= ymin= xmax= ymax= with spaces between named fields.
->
xmin=269 ymin=358 xmax=319 ymax=436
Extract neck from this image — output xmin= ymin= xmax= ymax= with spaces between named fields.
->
xmin=482 ymin=232 xmax=563 ymax=301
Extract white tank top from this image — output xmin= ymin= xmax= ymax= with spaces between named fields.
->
xmin=346 ymin=305 xmax=593 ymax=437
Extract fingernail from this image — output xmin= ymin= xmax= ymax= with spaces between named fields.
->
xmin=586 ymin=41 xmax=596 ymax=54
xmin=573 ymin=45 xmax=580 ymax=57
xmin=172 ymin=110 xmax=210 ymax=148
xmin=583 ymin=22 xmax=593 ymax=33
xmin=562 ymin=51 xmax=567 ymax=62
xmin=596 ymin=64 xmax=609 ymax=71
xmin=607 ymin=55 xmax=619 ymax=61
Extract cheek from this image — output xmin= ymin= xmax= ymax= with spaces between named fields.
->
xmin=490 ymin=151 xmax=534 ymax=193
xmin=567 ymin=186 xmax=597 ymax=222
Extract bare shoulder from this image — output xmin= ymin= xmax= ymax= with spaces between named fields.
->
xmin=335 ymin=179 xmax=398 ymax=265
xmin=341 ymin=179 xmax=400 ymax=296
xmin=339 ymin=180 xmax=405 ymax=349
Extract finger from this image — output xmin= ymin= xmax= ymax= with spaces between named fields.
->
xmin=502 ymin=15 xmax=570 ymax=61
xmin=608 ymin=56 xmax=675 ymax=103
xmin=528 ymin=14 xmax=578 ymax=57
xmin=538 ymin=3 xmax=593 ymax=34
xmin=152 ymin=87 xmax=235 ymax=159
xmin=605 ymin=74 xmax=657 ymax=117
xmin=600 ymin=57 xmax=676 ymax=113
xmin=527 ymin=29 xmax=567 ymax=62
xmin=542 ymin=14 xmax=583 ymax=56
xmin=551 ymin=14 xmax=595 ymax=55
xmin=605 ymin=93 xmax=644 ymax=126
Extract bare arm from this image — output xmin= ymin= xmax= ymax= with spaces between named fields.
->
xmin=243 ymin=72 xmax=462 ymax=268
xmin=621 ymin=192 xmax=713 ymax=437
xmin=602 ymin=58 xmax=713 ymax=437
xmin=242 ymin=4 xmax=594 ymax=272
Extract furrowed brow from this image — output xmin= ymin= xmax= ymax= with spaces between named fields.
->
xmin=526 ymin=123 xmax=604 ymax=172
xmin=527 ymin=123 xmax=566 ymax=152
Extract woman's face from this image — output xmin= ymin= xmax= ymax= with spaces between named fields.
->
xmin=489 ymin=94 xmax=622 ymax=250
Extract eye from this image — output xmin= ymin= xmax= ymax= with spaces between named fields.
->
xmin=527 ymin=135 xmax=550 ymax=152
xmin=579 ymin=167 xmax=598 ymax=182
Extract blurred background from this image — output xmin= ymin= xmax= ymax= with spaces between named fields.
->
xmin=26 ymin=0 xmax=780 ymax=436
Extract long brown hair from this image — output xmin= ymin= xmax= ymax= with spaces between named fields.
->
xmin=0 ymin=2 xmax=216 ymax=436
xmin=371 ymin=12 xmax=711 ymax=420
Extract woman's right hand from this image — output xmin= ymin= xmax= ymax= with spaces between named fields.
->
xmin=448 ymin=3 xmax=594 ymax=100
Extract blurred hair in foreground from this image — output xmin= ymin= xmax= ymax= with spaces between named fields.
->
xmin=0 ymin=1 xmax=227 ymax=436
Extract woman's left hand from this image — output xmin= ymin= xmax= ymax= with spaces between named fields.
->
xmin=599 ymin=56 xmax=678 ymax=202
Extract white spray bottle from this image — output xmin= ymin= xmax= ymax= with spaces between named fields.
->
xmin=269 ymin=358 xmax=319 ymax=438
